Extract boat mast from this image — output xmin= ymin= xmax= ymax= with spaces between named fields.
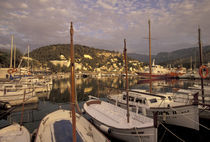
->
xmin=10 ymin=35 xmax=14 ymax=68
xmin=148 ymin=19 xmax=152 ymax=93
xmin=14 ymin=44 xmax=16 ymax=68
xmin=28 ymin=45 xmax=30 ymax=71
xmin=70 ymin=22 xmax=76 ymax=142
xmin=198 ymin=26 xmax=204 ymax=105
xmin=124 ymin=38 xmax=130 ymax=123
xmin=149 ymin=19 xmax=151 ymax=76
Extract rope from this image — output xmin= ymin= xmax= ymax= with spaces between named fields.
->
xmin=134 ymin=127 xmax=142 ymax=142
xmin=160 ymin=122 xmax=185 ymax=142
xmin=169 ymin=107 xmax=210 ymax=131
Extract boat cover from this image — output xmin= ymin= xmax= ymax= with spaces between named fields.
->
xmin=54 ymin=120 xmax=83 ymax=142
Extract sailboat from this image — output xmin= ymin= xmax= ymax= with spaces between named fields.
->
xmin=35 ymin=22 xmax=109 ymax=142
xmin=83 ymin=39 xmax=157 ymax=142
xmin=136 ymin=20 xmax=180 ymax=79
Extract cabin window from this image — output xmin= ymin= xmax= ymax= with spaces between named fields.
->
xmin=149 ymin=98 xmax=157 ymax=103
xmin=143 ymin=99 xmax=146 ymax=104
xmin=123 ymin=95 xmax=126 ymax=100
xmin=136 ymin=98 xmax=142 ymax=103
xmin=129 ymin=96 xmax=134 ymax=101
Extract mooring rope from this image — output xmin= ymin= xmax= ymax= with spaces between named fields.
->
xmin=159 ymin=122 xmax=185 ymax=142
xmin=134 ymin=127 xmax=142 ymax=142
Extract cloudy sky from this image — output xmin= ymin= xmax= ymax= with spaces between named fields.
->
xmin=0 ymin=0 xmax=210 ymax=55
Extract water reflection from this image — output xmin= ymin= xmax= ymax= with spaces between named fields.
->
xmin=49 ymin=77 xmax=196 ymax=103
xmin=1 ymin=76 xmax=209 ymax=141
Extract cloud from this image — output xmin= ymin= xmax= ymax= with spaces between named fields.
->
xmin=0 ymin=0 xmax=210 ymax=54
xmin=97 ymin=0 xmax=116 ymax=10
xmin=40 ymin=0 xmax=48 ymax=3
xmin=20 ymin=3 xmax=28 ymax=9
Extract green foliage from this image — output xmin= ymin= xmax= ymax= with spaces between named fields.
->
xmin=0 ymin=48 xmax=22 ymax=68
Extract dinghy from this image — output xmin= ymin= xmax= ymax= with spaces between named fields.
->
xmin=35 ymin=109 xmax=109 ymax=142
xmin=0 ymin=123 xmax=30 ymax=142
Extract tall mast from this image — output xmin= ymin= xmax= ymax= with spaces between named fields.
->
xmin=10 ymin=35 xmax=14 ymax=68
xmin=70 ymin=22 xmax=76 ymax=142
xmin=124 ymin=39 xmax=130 ymax=123
xmin=149 ymin=19 xmax=151 ymax=76
xmin=14 ymin=44 xmax=16 ymax=68
xmin=194 ymin=50 xmax=196 ymax=70
xmin=198 ymin=26 xmax=204 ymax=105
xmin=28 ymin=45 xmax=30 ymax=70
xmin=148 ymin=19 xmax=152 ymax=93
xmin=190 ymin=56 xmax=192 ymax=72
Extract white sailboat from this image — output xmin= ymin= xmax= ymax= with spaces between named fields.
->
xmin=84 ymin=97 xmax=157 ymax=142
xmin=35 ymin=22 xmax=109 ymax=142
xmin=83 ymin=39 xmax=157 ymax=142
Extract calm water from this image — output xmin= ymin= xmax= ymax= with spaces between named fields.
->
xmin=1 ymin=76 xmax=210 ymax=142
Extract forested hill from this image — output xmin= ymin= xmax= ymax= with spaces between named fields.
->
xmin=128 ymin=45 xmax=210 ymax=67
xmin=29 ymin=44 xmax=143 ymax=72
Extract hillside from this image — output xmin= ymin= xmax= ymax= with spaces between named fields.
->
xmin=0 ymin=48 xmax=22 ymax=68
xmin=128 ymin=45 xmax=210 ymax=68
xmin=29 ymin=44 xmax=143 ymax=72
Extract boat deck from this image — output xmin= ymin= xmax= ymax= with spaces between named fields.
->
xmin=84 ymin=100 xmax=154 ymax=129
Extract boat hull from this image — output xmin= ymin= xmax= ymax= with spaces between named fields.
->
xmin=109 ymin=99 xmax=199 ymax=130
xmin=89 ymin=116 xmax=157 ymax=142
xmin=35 ymin=109 xmax=109 ymax=142
xmin=83 ymin=99 xmax=157 ymax=142
xmin=0 ymin=123 xmax=30 ymax=142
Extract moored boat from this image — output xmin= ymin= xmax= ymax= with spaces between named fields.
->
xmin=108 ymin=89 xmax=199 ymax=130
xmin=0 ymin=123 xmax=30 ymax=142
xmin=35 ymin=109 xmax=109 ymax=142
xmin=83 ymin=97 xmax=157 ymax=142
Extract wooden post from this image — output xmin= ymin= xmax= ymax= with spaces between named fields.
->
xmin=193 ymin=92 xmax=199 ymax=106
xmin=198 ymin=26 xmax=205 ymax=106
xmin=124 ymin=39 xmax=130 ymax=123
xmin=153 ymin=111 xmax=158 ymax=128
xmin=70 ymin=22 xmax=76 ymax=142
xmin=20 ymin=89 xmax=26 ymax=130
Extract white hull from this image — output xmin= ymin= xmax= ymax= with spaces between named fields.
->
xmin=0 ymin=123 xmax=30 ymax=142
xmin=90 ymin=117 xmax=157 ymax=142
xmin=84 ymin=99 xmax=157 ymax=142
xmin=0 ymin=90 xmax=38 ymax=106
xmin=109 ymin=98 xmax=199 ymax=130
xmin=35 ymin=109 xmax=109 ymax=142
xmin=149 ymin=105 xmax=199 ymax=130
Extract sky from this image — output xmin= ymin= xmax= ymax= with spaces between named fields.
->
xmin=0 ymin=0 xmax=210 ymax=55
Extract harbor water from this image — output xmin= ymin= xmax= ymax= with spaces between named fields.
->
xmin=1 ymin=76 xmax=210 ymax=142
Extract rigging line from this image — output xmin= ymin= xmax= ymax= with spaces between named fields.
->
xmin=158 ymin=99 xmax=164 ymax=107
xmin=159 ymin=122 xmax=185 ymax=142
xmin=159 ymin=129 xmax=166 ymax=142
xmin=169 ymin=107 xmax=210 ymax=131
xmin=134 ymin=127 xmax=142 ymax=142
